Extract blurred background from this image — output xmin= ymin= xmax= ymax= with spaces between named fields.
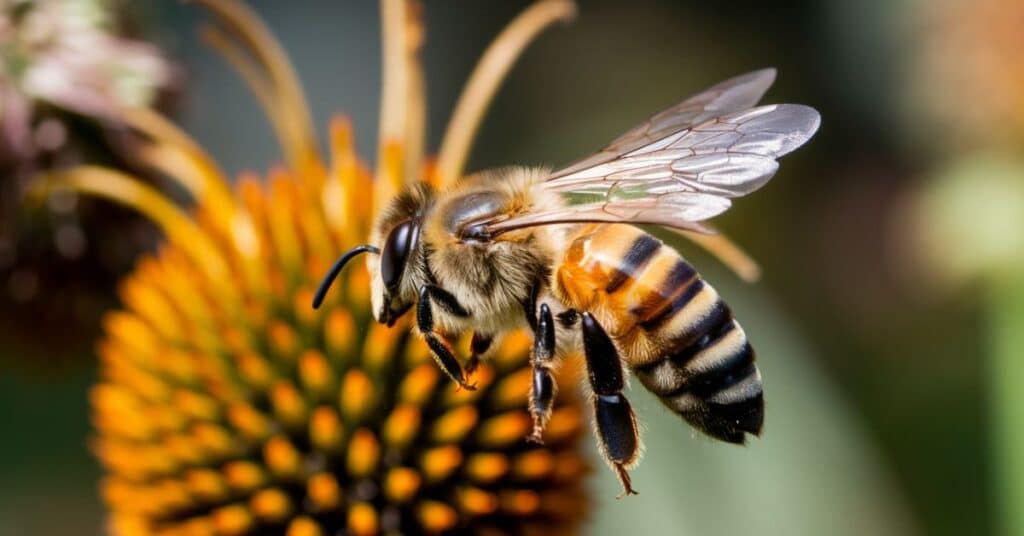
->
xmin=2 ymin=0 xmax=1021 ymax=534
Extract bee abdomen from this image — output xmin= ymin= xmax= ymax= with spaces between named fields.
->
xmin=631 ymin=275 xmax=764 ymax=444
xmin=555 ymin=224 xmax=764 ymax=443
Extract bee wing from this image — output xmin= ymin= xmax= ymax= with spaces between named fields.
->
xmin=550 ymin=68 xmax=779 ymax=180
xmin=485 ymin=73 xmax=820 ymax=235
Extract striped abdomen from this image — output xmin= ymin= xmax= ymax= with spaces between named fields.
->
xmin=553 ymin=224 xmax=763 ymax=443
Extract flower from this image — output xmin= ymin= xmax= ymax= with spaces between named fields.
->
xmin=906 ymin=0 xmax=1024 ymax=152
xmin=32 ymin=0 xmax=592 ymax=534
xmin=1 ymin=0 xmax=172 ymax=161
xmin=1 ymin=0 xmax=175 ymax=362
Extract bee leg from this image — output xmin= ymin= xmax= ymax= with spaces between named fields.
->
xmin=466 ymin=332 xmax=493 ymax=375
xmin=521 ymin=280 xmax=542 ymax=332
xmin=528 ymin=303 xmax=557 ymax=444
xmin=581 ymin=312 xmax=640 ymax=498
xmin=417 ymin=284 xmax=476 ymax=391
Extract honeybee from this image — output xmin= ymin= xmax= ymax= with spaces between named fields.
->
xmin=313 ymin=69 xmax=820 ymax=497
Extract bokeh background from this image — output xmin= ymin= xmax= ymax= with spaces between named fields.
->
xmin=2 ymin=0 xmax=1021 ymax=534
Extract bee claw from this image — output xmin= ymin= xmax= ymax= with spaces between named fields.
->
xmin=456 ymin=380 xmax=477 ymax=392
xmin=613 ymin=465 xmax=638 ymax=499
xmin=615 ymin=488 xmax=639 ymax=500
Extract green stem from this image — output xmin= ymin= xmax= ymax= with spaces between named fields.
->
xmin=991 ymin=275 xmax=1024 ymax=536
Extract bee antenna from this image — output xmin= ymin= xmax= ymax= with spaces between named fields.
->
xmin=312 ymin=245 xmax=380 ymax=309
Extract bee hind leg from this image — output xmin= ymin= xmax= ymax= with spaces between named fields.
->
xmin=581 ymin=312 xmax=640 ymax=498
xmin=417 ymin=284 xmax=476 ymax=391
xmin=528 ymin=303 xmax=557 ymax=444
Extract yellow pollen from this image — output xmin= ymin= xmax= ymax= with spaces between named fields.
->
xmin=432 ymin=405 xmax=479 ymax=443
xmin=383 ymin=403 xmax=421 ymax=446
xmin=346 ymin=428 xmax=381 ymax=477
xmin=184 ymin=468 xmax=228 ymax=501
xmin=292 ymin=289 xmax=318 ymax=328
xmin=545 ymin=406 xmax=583 ymax=444
xmin=513 ymin=450 xmax=555 ymax=479
xmin=324 ymin=309 xmax=356 ymax=357
xmin=227 ymin=403 xmax=271 ymax=443
xmin=340 ymin=369 xmax=376 ymax=420
xmin=212 ymin=504 xmax=252 ymax=536
xmin=496 ymin=331 xmax=532 ymax=365
xmin=421 ymin=445 xmax=463 ymax=482
xmin=417 ymin=500 xmax=458 ymax=532
xmin=501 ymin=490 xmax=540 ymax=515
xmin=553 ymin=453 xmax=587 ymax=483
xmin=250 ymin=488 xmax=292 ymax=522
xmin=399 ymin=363 xmax=438 ymax=406
xmin=384 ymin=467 xmax=422 ymax=502
xmin=491 ymin=367 xmax=532 ymax=410
xmin=191 ymin=422 xmax=235 ymax=459
xmin=164 ymin=435 xmax=204 ymax=466
xmin=267 ymin=171 xmax=304 ymax=277
xmin=403 ymin=334 xmax=431 ymax=366
xmin=286 ymin=516 xmax=323 ymax=536
xmin=179 ymin=516 xmax=215 ymax=536
xmin=172 ymin=390 xmax=220 ymax=421
xmin=309 ymin=406 xmax=344 ymax=452
xmin=465 ymin=452 xmax=510 ymax=484
xmin=363 ymin=322 xmax=401 ymax=368
xmin=298 ymin=350 xmax=334 ymax=399
xmin=104 ymin=312 xmax=158 ymax=363
xmin=271 ymin=380 xmax=308 ymax=429
xmin=268 ymin=320 xmax=299 ymax=360
xmin=347 ymin=502 xmax=378 ymax=535
xmin=222 ymin=461 xmax=266 ymax=492
xmin=476 ymin=411 xmax=531 ymax=448
xmin=235 ymin=352 xmax=274 ymax=391
xmin=221 ymin=326 xmax=251 ymax=355
xmin=458 ymin=487 xmax=500 ymax=515
xmin=306 ymin=473 xmax=341 ymax=511
xmin=345 ymin=263 xmax=371 ymax=313
xmin=264 ymin=436 xmax=303 ymax=479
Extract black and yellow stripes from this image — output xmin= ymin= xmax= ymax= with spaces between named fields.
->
xmin=555 ymin=223 xmax=763 ymax=445
xmin=604 ymin=233 xmax=661 ymax=293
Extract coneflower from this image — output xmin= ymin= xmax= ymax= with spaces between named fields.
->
xmin=33 ymin=1 xmax=591 ymax=534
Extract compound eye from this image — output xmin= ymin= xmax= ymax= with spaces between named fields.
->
xmin=381 ymin=219 xmax=419 ymax=291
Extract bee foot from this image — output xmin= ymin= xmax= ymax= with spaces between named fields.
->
xmin=455 ymin=380 xmax=478 ymax=392
xmin=614 ymin=465 xmax=638 ymax=499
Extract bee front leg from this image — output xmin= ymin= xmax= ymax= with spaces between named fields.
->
xmin=581 ymin=312 xmax=640 ymax=498
xmin=521 ymin=280 xmax=542 ymax=332
xmin=528 ymin=303 xmax=557 ymax=444
xmin=417 ymin=284 xmax=476 ymax=391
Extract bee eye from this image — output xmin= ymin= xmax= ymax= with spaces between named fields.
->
xmin=381 ymin=219 xmax=419 ymax=291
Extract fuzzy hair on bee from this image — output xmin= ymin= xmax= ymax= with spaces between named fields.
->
xmin=313 ymin=68 xmax=821 ymax=497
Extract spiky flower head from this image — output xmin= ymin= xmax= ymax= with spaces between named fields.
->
xmin=33 ymin=1 xmax=590 ymax=534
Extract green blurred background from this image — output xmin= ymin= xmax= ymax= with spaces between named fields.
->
xmin=2 ymin=0 xmax=1020 ymax=534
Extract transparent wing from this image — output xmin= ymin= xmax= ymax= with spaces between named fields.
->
xmin=485 ymin=74 xmax=820 ymax=235
xmin=549 ymin=68 xmax=778 ymax=181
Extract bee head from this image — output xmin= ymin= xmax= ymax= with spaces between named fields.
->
xmin=370 ymin=216 xmax=422 ymax=326
xmin=367 ymin=185 xmax=434 ymax=326
xmin=311 ymin=185 xmax=432 ymax=325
